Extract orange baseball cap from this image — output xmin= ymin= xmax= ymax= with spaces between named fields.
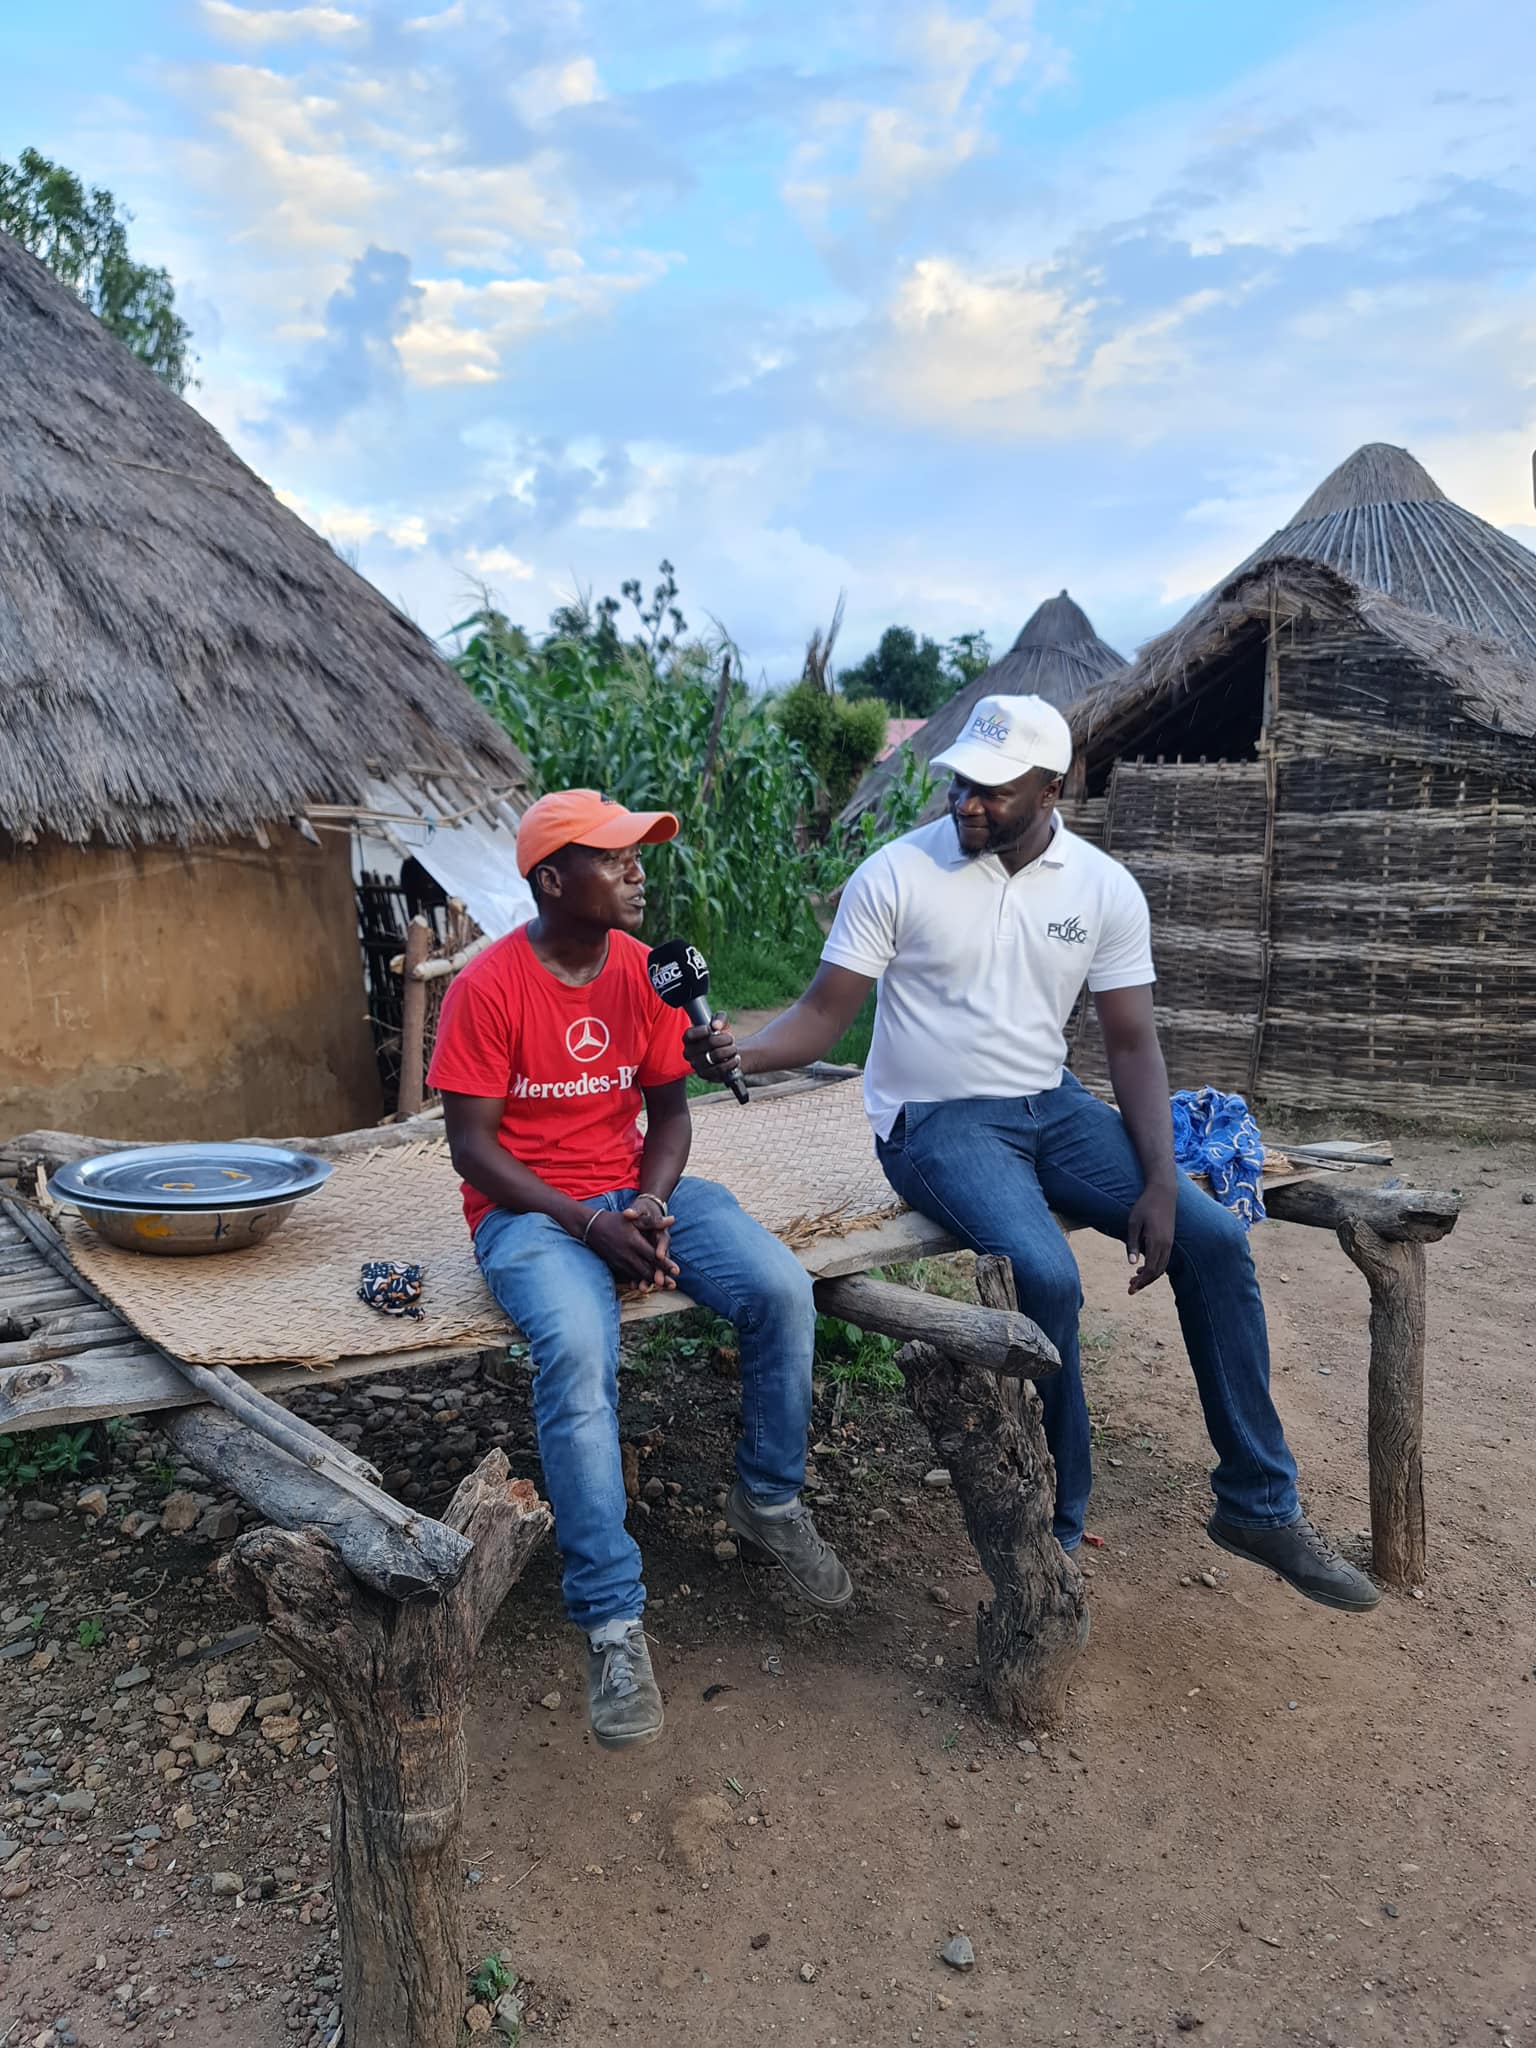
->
xmin=515 ymin=788 xmax=680 ymax=878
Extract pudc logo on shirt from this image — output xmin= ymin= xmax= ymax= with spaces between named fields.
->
xmin=566 ymin=1016 xmax=611 ymax=1062
xmin=1047 ymin=915 xmax=1089 ymax=945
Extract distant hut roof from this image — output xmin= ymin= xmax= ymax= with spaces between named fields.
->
xmin=1069 ymin=555 xmax=1536 ymax=770
xmin=0 ymin=230 xmax=528 ymax=847
xmin=1233 ymin=442 xmax=1536 ymax=659
xmin=841 ymin=590 xmax=1126 ymax=825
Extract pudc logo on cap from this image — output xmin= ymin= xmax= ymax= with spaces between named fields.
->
xmin=930 ymin=692 xmax=1073 ymax=788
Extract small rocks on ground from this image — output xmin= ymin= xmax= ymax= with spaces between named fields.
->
xmin=923 ymin=1468 xmax=952 ymax=1490
xmin=940 ymin=1934 xmax=976 ymax=1971
xmin=206 ymin=1695 xmax=253 ymax=1737
xmin=798 ymin=1962 xmax=817 ymax=1983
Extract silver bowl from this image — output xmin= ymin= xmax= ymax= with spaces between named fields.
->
xmin=72 ymin=1199 xmax=302 ymax=1257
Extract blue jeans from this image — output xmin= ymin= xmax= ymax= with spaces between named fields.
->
xmin=474 ymin=1176 xmax=816 ymax=1633
xmin=875 ymin=1074 xmax=1299 ymax=1549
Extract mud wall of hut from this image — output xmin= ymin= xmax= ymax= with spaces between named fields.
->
xmin=0 ymin=829 xmax=382 ymax=1140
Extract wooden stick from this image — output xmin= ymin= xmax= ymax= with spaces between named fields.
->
xmin=163 ymin=1406 xmax=463 ymax=1599
xmin=395 ymin=915 xmax=433 ymax=1119
xmin=814 ymin=1272 xmax=1060 ymax=1380
xmin=0 ymin=1197 xmax=418 ymax=1541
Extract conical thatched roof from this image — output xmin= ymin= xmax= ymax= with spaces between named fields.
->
xmin=0 ymin=230 xmax=528 ymax=847
xmin=1233 ymin=442 xmax=1536 ymax=658
xmin=1069 ymin=556 xmax=1536 ymax=770
xmin=840 ymin=590 xmax=1125 ymax=825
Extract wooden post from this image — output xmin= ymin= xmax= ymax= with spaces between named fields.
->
xmin=901 ymin=1256 xmax=1087 ymax=1732
xmin=1266 ymin=1178 xmax=1460 ymax=1590
xmin=222 ymin=1451 xmax=550 ymax=2048
xmin=396 ymin=914 xmax=433 ymax=1118
xmin=1345 ymin=1224 xmax=1427 ymax=1589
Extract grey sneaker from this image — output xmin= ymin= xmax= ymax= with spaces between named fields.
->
xmin=585 ymin=1625 xmax=665 ymax=1750
xmin=725 ymin=1482 xmax=853 ymax=1609
xmin=1207 ymin=1513 xmax=1381 ymax=1612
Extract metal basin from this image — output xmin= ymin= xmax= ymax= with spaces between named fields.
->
xmin=72 ymin=1199 xmax=301 ymax=1256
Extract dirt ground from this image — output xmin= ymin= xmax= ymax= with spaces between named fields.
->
xmin=3 ymin=1129 xmax=1534 ymax=2047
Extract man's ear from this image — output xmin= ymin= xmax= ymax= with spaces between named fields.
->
xmin=533 ymin=859 xmax=562 ymax=901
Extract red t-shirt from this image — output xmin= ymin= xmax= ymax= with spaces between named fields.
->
xmin=427 ymin=927 xmax=690 ymax=1233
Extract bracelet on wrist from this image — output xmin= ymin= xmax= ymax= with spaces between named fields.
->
xmin=632 ymin=1191 xmax=668 ymax=1219
xmin=580 ymin=1209 xmax=605 ymax=1245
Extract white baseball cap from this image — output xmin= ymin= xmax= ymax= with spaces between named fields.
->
xmin=930 ymin=693 xmax=1073 ymax=787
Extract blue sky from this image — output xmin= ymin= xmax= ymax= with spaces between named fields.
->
xmin=8 ymin=0 xmax=1536 ymax=679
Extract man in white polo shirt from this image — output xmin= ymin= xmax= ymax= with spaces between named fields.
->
xmin=685 ymin=694 xmax=1378 ymax=1612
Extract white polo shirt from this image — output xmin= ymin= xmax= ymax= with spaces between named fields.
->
xmin=822 ymin=814 xmax=1155 ymax=1139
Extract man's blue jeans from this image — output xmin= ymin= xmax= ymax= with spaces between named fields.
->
xmin=474 ymin=1176 xmax=815 ymax=1633
xmin=875 ymin=1075 xmax=1300 ymax=1549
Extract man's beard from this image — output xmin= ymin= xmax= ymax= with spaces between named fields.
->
xmin=952 ymin=809 xmax=1028 ymax=860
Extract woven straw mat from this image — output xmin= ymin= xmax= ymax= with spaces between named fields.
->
xmin=58 ymin=1080 xmax=904 ymax=1369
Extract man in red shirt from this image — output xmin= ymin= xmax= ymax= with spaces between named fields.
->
xmin=429 ymin=789 xmax=851 ymax=1751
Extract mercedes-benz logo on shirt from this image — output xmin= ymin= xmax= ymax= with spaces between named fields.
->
xmin=566 ymin=1017 xmax=611 ymax=1063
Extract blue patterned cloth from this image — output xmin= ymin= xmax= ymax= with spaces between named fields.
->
xmin=1170 ymin=1088 xmax=1266 ymax=1230
xmin=358 ymin=1260 xmax=425 ymax=1319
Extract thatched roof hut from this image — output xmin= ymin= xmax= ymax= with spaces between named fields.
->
xmin=841 ymin=590 xmax=1125 ymax=827
xmin=0 ymin=229 xmax=529 ymax=1139
xmin=1061 ymin=447 xmax=1536 ymax=1122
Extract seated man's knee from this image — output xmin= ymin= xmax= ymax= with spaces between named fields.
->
xmin=529 ymin=1312 xmax=617 ymax=1419
xmin=1009 ymin=1251 xmax=1082 ymax=1333
xmin=742 ymin=1253 xmax=816 ymax=1334
xmin=1174 ymin=1195 xmax=1251 ymax=1272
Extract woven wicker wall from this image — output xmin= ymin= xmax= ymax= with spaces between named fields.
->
xmin=1256 ymin=633 xmax=1536 ymax=1120
xmin=1070 ymin=760 xmax=1268 ymax=1094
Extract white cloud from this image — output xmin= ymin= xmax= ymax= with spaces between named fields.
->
xmin=201 ymin=1 xmax=364 ymax=44
xmin=868 ymin=255 xmax=1089 ymax=430
xmin=396 ymin=258 xmax=675 ymax=387
xmin=463 ymin=545 xmax=536 ymax=580
xmin=508 ymin=56 xmax=604 ymax=127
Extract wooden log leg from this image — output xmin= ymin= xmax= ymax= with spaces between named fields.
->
xmin=221 ymin=1452 xmax=550 ymax=2048
xmin=1336 ymin=1220 xmax=1427 ymax=1590
xmin=902 ymin=1257 xmax=1087 ymax=1732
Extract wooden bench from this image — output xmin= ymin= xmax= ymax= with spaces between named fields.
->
xmin=0 ymin=1104 xmax=1461 ymax=2048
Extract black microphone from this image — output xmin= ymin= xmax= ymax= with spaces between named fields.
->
xmin=647 ymin=938 xmax=750 ymax=1106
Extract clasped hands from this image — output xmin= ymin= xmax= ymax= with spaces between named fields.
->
xmin=582 ymin=1192 xmax=680 ymax=1292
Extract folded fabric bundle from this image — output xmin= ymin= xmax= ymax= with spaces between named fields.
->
xmin=358 ymin=1259 xmax=426 ymax=1318
xmin=1170 ymin=1088 xmax=1266 ymax=1230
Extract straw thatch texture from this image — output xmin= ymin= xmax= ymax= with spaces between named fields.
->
xmin=1237 ymin=443 xmax=1536 ymax=660
xmin=842 ymin=591 xmax=1125 ymax=827
xmin=1070 ymin=556 xmax=1536 ymax=771
xmin=0 ymin=231 xmax=528 ymax=846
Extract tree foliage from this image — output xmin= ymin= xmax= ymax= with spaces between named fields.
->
xmin=449 ymin=565 xmax=929 ymax=963
xmin=841 ymin=624 xmax=994 ymax=717
xmin=0 ymin=146 xmax=193 ymax=391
